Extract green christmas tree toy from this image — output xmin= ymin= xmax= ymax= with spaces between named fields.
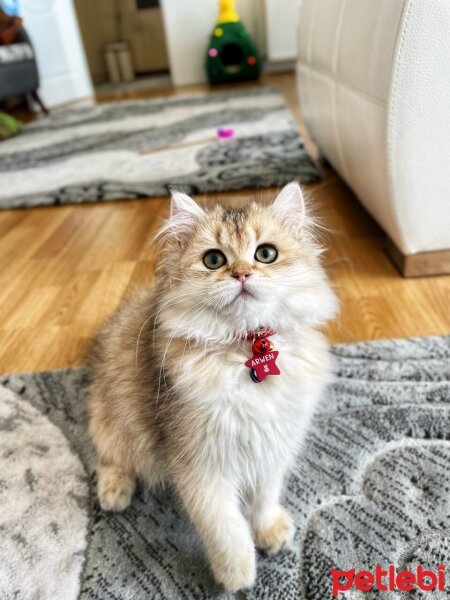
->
xmin=206 ymin=0 xmax=261 ymax=85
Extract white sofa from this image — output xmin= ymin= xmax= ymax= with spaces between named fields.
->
xmin=296 ymin=0 xmax=450 ymax=276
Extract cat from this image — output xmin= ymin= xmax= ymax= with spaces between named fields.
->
xmin=87 ymin=181 xmax=338 ymax=592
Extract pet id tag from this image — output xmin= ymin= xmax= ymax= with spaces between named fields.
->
xmin=245 ymin=333 xmax=280 ymax=383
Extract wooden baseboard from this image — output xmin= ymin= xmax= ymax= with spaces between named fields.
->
xmin=386 ymin=238 xmax=450 ymax=277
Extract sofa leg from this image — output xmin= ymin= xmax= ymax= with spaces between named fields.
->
xmin=30 ymin=90 xmax=49 ymax=116
xmin=386 ymin=238 xmax=450 ymax=277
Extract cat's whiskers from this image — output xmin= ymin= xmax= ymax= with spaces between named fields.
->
xmin=157 ymin=309 xmax=211 ymax=408
xmin=169 ymin=276 xmax=210 ymax=288
xmin=173 ymin=298 xmax=214 ymax=381
xmin=156 ymin=319 xmax=189 ymax=408
xmin=157 ymin=297 xmax=214 ymax=406
xmin=167 ymin=291 xmax=242 ymax=379
xmin=201 ymin=294 xmax=224 ymax=356
xmin=150 ymin=288 xmax=206 ymax=350
xmin=135 ymin=290 xmax=203 ymax=368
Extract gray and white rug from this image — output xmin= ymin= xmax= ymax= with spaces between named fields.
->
xmin=1 ymin=335 xmax=449 ymax=599
xmin=0 ymin=86 xmax=320 ymax=210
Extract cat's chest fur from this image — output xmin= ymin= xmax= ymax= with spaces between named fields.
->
xmin=166 ymin=328 xmax=331 ymax=487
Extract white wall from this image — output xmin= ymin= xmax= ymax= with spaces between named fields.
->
xmin=264 ymin=0 xmax=302 ymax=62
xmin=161 ymin=0 xmax=265 ymax=86
xmin=21 ymin=0 xmax=93 ymax=108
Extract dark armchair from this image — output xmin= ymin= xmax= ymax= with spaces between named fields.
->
xmin=0 ymin=27 xmax=47 ymax=113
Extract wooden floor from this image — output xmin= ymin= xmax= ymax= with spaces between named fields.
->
xmin=1 ymin=73 xmax=449 ymax=374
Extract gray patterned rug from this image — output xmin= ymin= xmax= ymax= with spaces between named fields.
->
xmin=0 ymin=86 xmax=320 ymax=210
xmin=1 ymin=335 xmax=449 ymax=599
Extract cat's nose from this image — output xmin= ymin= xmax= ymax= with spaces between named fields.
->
xmin=231 ymin=263 xmax=252 ymax=283
xmin=234 ymin=274 xmax=251 ymax=284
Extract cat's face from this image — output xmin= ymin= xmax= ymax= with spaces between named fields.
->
xmin=157 ymin=182 xmax=337 ymax=341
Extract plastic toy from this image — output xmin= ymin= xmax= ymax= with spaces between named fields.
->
xmin=206 ymin=0 xmax=261 ymax=85
xmin=217 ymin=127 xmax=235 ymax=138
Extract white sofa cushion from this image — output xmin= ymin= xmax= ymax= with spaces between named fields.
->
xmin=297 ymin=0 xmax=450 ymax=255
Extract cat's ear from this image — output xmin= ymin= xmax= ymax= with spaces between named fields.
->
xmin=166 ymin=190 xmax=205 ymax=246
xmin=271 ymin=181 xmax=305 ymax=233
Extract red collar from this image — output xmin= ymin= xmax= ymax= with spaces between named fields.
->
xmin=242 ymin=328 xmax=276 ymax=341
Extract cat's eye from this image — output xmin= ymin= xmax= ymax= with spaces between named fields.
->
xmin=203 ymin=249 xmax=227 ymax=270
xmin=255 ymin=245 xmax=278 ymax=264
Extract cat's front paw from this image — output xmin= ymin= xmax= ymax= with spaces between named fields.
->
xmin=211 ymin=542 xmax=256 ymax=592
xmin=253 ymin=507 xmax=294 ymax=554
xmin=97 ymin=465 xmax=135 ymax=512
xmin=99 ymin=484 xmax=133 ymax=512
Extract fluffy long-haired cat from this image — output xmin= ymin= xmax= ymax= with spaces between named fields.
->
xmin=88 ymin=182 xmax=337 ymax=592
